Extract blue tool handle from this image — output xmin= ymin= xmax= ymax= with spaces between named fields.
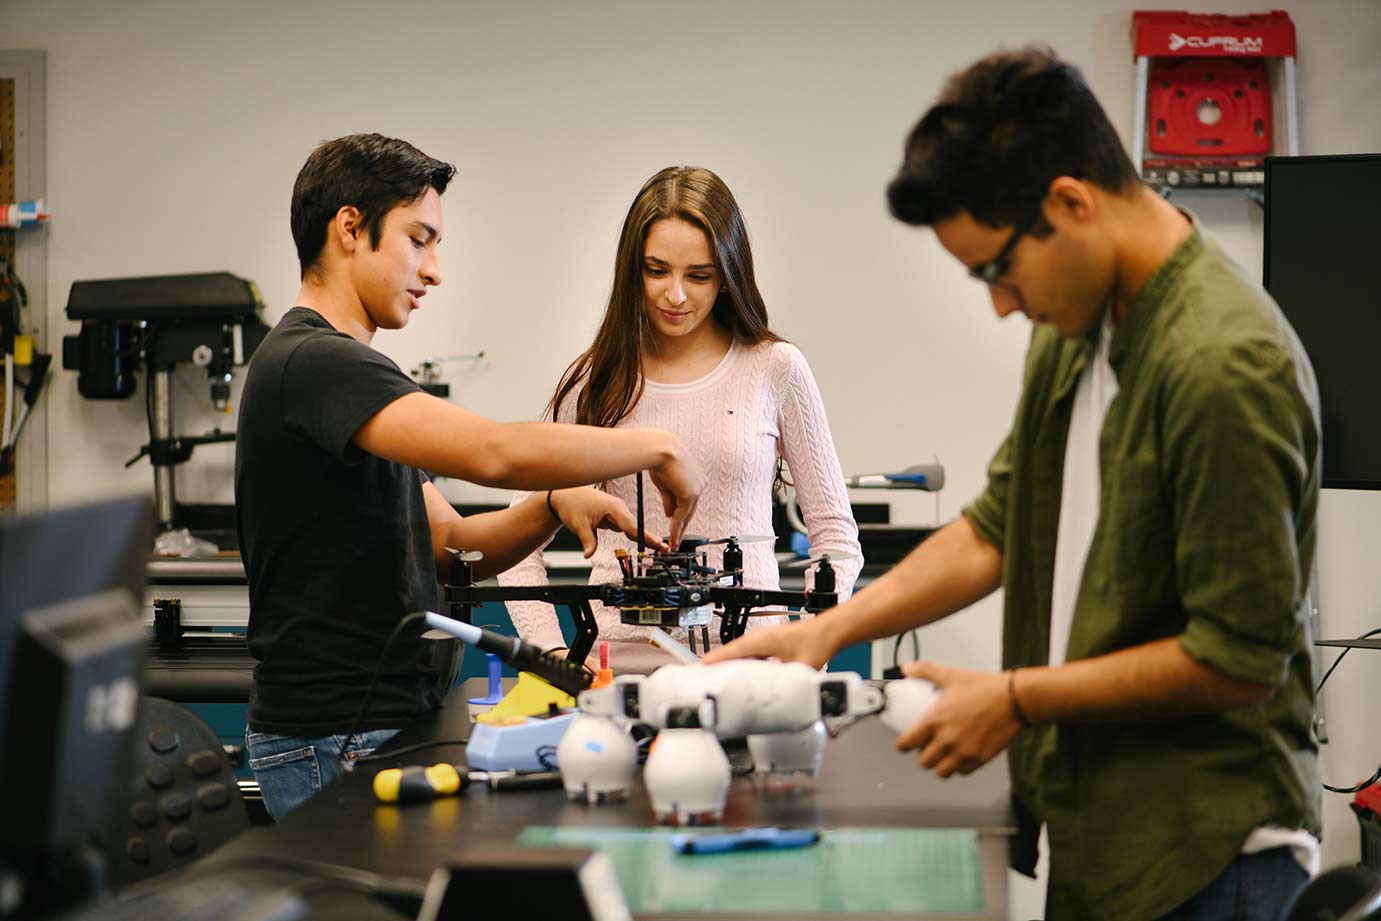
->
xmin=468 ymin=652 xmax=505 ymax=706
xmin=486 ymin=652 xmax=502 ymax=695
xmin=670 ymin=827 xmax=821 ymax=855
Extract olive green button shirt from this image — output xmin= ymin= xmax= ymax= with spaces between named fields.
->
xmin=964 ymin=219 xmax=1321 ymax=920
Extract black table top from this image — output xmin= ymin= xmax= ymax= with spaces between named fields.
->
xmin=204 ymin=682 xmax=1014 ymax=919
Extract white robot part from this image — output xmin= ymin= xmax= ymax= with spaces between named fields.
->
xmin=577 ymin=661 xmax=883 ymax=738
xmin=879 ymin=678 xmax=939 ymax=734
xmin=747 ymin=720 xmax=828 ymax=777
xmin=556 ymin=713 xmax=639 ymax=803
xmin=643 ymin=727 xmax=732 ymax=825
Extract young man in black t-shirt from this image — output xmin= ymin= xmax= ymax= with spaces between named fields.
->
xmin=235 ymin=133 xmax=703 ymax=818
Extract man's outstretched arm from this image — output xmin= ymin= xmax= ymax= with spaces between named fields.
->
xmin=356 ymin=392 xmax=702 ymax=545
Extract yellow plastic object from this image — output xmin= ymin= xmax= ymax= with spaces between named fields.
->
xmin=424 ymin=762 xmax=463 ymax=794
xmin=372 ymin=768 xmax=402 ymax=802
xmin=480 ymin=671 xmax=575 ymax=722
xmin=13 ymin=335 xmax=33 ymax=366
xmin=474 ymin=713 xmax=528 ymax=727
xmin=372 ymin=762 xmax=463 ymax=803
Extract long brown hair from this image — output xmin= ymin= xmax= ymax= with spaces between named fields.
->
xmin=549 ymin=166 xmax=783 ymax=428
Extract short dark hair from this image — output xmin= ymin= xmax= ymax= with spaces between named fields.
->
xmin=887 ymin=46 xmax=1140 ymax=231
xmin=291 ymin=133 xmax=456 ymax=279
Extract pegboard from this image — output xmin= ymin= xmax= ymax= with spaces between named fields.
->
xmin=1 ymin=76 xmax=16 ymax=510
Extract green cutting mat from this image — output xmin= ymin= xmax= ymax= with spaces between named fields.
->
xmin=515 ymin=826 xmax=985 ymax=914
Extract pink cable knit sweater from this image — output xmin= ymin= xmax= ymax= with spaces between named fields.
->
xmin=498 ymin=339 xmax=862 ymax=673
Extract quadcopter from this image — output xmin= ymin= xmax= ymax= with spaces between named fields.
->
xmin=442 ymin=473 xmax=855 ymax=673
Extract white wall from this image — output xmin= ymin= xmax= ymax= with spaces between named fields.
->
xmin=3 ymin=0 xmax=1379 ymax=914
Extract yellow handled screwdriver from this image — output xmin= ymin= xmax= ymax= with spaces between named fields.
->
xmin=373 ymin=765 xmax=562 ymax=804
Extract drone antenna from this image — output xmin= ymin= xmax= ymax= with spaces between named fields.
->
xmin=636 ymin=470 xmax=646 ymax=572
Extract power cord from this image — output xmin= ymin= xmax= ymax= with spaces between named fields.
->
xmin=349 ymin=737 xmax=469 ymax=766
xmin=1316 ymin=627 xmax=1381 ymax=696
xmin=895 ymin=629 xmax=922 ymax=667
xmin=344 ymin=630 xmax=581 ymax=770
xmin=1318 ymin=626 xmax=1381 ymax=794
xmin=1326 ymin=765 xmax=1381 ymax=796
xmin=335 ymin=611 xmax=428 ymax=772
xmin=881 ymin=629 xmax=922 ymax=680
xmin=535 ymin=744 xmax=559 ymax=770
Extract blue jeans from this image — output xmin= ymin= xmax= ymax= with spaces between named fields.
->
xmin=1045 ymin=847 xmax=1308 ymax=920
xmin=245 ymin=728 xmax=398 ymax=820
xmin=1152 ymin=847 xmax=1308 ymax=921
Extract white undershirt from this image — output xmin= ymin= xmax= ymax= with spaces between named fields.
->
xmin=1049 ymin=312 xmax=1118 ymax=669
xmin=1048 ymin=311 xmax=1318 ymax=876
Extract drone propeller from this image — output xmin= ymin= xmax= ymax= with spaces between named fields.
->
xmin=784 ymin=551 xmax=860 ymax=570
xmin=443 ymin=546 xmax=485 ymax=563
xmin=701 ymin=534 xmax=777 ymax=546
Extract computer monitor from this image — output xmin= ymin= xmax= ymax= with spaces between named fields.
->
xmin=0 ymin=495 xmax=154 ymax=915
xmin=1264 ymin=153 xmax=1381 ymax=489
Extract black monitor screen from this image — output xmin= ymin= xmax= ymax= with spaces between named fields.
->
xmin=0 ymin=495 xmax=153 ymax=767
xmin=1264 ymin=153 xmax=1381 ymax=489
xmin=0 ymin=496 xmax=153 ymax=911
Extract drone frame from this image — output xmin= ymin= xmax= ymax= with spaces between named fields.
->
xmin=441 ymin=539 xmax=840 ymax=667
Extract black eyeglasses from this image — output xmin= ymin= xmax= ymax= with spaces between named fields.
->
xmin=969 ymin=211 xmax=1042 ymax=287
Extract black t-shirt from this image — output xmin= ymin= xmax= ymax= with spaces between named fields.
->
xmin=234 ymin=307 xmax=438 ymax=736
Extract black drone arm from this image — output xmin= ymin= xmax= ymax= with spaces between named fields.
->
xmin=711 ymin=586 xmax=838 ymax=613
xmin=712 ymin=586 xmax=840 ymax=644
xmin=443 ymin=584 xmax=603 ymax=605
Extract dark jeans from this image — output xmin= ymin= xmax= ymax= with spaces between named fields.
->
xmin=1045 ymin=847 xmax=1308 ymax=921
xmin=245 ymin=728 xmax=398 ymax=820
xmin=1153 ymin=847 xmax=1308 ymax=921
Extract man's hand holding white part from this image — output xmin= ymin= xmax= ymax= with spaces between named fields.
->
xmin=895 ymin=661 xmax=1021 ymax=779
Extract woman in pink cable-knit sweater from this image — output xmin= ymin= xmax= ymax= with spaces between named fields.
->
xmin=499 ymin=166 xmax=861 ymax=673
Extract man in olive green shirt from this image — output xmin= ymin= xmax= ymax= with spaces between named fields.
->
xmin=708 ymin=47 xmax=1320 ymax=920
